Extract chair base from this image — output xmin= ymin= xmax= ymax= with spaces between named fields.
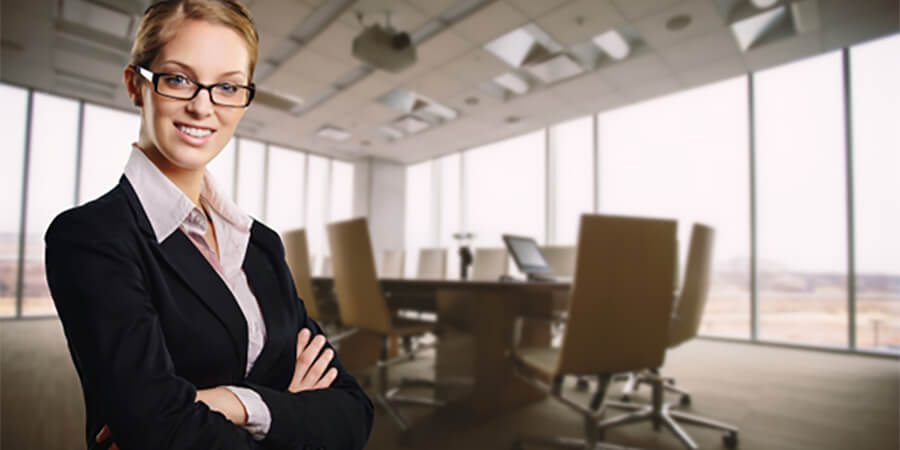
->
xmin=602 ymin=377 xmax=738 ymax=450
xmin=619 ymin=371 xmax=691 ymax=406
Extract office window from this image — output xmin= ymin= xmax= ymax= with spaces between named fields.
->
xmin=79 ymin=104 xmax=139 ymax=203
xmin=207 ymin=138 xmax=236 ymax=199
xmin=330 ymin=159 xmax=354 ymax=222
xmin=549 ymin=115 xmax=593 ymax=245
xmin=0 ymin=84 xmax=28 ymax=317
xmin=235 ymin=138 xmax=266 ymax=220
xmin=22 ymin=93 xmax=80 ymax=316
xmin=405 ymin=161 xmax=435 ymax=278
xmin=439 ymin=153 xmax=461 ymax=279
xmin=266 ymin=145 xmax=306 ymax=233
xmin=464 ymin=130 xmax=546 ymax=256
xmin=306 ymin=155 xmax=329 ymax=270
xmin=850 ymin=34 xmax=900 ymax=352
xmin=755 ymin=52 xmax=848 ymax=347
xmin=597 ymin=76 xmax=751 ymax=338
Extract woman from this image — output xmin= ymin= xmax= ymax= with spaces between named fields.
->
xmin=44 ymin=1 xmax=373 ymax=449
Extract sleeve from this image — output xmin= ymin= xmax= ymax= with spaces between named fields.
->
xmin=240 ymin=236 xmax=374 ymax=450
xmin=45 ymin=216 xmax=267 ymax=450
xmin=224 ymin=386 xmax=271 ymax=440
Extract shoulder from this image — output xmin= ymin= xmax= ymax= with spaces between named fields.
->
xmin=249 ymin=220 xmax=285 ymax=256
xmin=45 ymin=183 xmax=138 ymax=245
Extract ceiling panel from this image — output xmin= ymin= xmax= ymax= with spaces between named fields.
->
xmin=535 ymin=0 xmax=626 ymax=47
xmin=595 ymin=50 xmax=674 ymax=88
xmin=742 ymin=31 xmax=824 ymax=72
xmin=451 ymin=1 xmax=530 ymax=45
xmin=505 ymin=0 xmax=573 ymax=20
xmin=413 ymin=29 xmax=475 ymax=69
xmin=571 ymin=90 xmax=629 ymax=116
xmin=261 ymin=68 xmax=329 ymax=101
xmin=305 ymin=20 xmax=360 ymax=64
xmin=439 ymin=48 xmax=509 ymax=85
xmin=633 ymin=0 xmax=727 ymax=51
xmin=621 ymin=76 xmax=683 ymax=103
xmin=444 ymin=86 xmax=505 ymax=113
xmin=821 ymin=11 xmax=900 ymax=52
xmin=676 ymin=55 xmax=747 ymax=89
xmin=548 ymin=70 xmax=618 ymax=105
xmin=281 ymin=48 xmax=356 ymax=85
xmin=249 ymin=0 xmax=313 ymax=38
xmin=406 ymin=67 xmax=470 ymax=100
xmin=338 ymin=0 xmax=429 ymax=34
xmin=404 ymin=0 xmax=459 ymax=16
xmin=658 ymin=27 xmax=741 ymax=71
xmin=610 ymin=0 xmax=683 ymax=21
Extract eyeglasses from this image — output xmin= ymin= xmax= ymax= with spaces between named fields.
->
xmin=132 ymin=65 xmax=255 ymax=108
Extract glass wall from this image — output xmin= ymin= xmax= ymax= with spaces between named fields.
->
xmin=0 ymin=83 xmax=354 ymax=319
xmin=549 ymin=116 xmax=593 ymax=246
xmin=598 ymin=76 xmax=751 ymax=338
xmin=850 ymin=34 xmax=900 ymax=352
xmin=22 ymin=93 xmax=80 ymax=316
xmin=405 ymin=161 xmax=435 ymax=278
xmin=439 ymin=154 xmax=461 ymax=279
xmin=755 ymin=52 xmax=848 ymax=347
xmin=306 ymin=155 xmax=329 ymax=271
xmin=79 ymin=104 xmax=139 ymax=204
xmin=0 ymin=85 xmax=28 ymax=317
xmin=266 ymin=145 xmax=306 ymax=233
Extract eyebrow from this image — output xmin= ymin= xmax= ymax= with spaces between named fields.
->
xmin=157 ymin=60 xmax=248 ymax=81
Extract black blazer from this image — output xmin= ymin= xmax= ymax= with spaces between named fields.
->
xmin=45 ymin=177 xmax=373 ymax=450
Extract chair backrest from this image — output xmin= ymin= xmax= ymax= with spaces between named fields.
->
xmin=538 ymin=245 xmax=576 ymax=277
xmin=380 ymin=249 xmax=405 ymax=278
xmin=557 ymin=214 xmax=677 ymax=375
xmin=281 ymin=228 xmax=321 ymax=320
xmin=326 ymin=218 xmax=393 ymax=334
xmin=669 ymin=223 xmax=715 ymax=348
xmin=470 ymin=247 xmax=509 ymax=281
xmin=320 ymin=255 xmax=332 ymax=276
xmin=416 ymin=247 xmax=447 ymax=279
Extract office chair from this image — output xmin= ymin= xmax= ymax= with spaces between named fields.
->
xmin=326 ymin=218 xmax=442 ymax=433
xmin=610 ymin=223 xmax=739 ymax=450
xmin=538 ymin=245 xmax=576 ymax=278
xmin=320 ymin=255 xmax=332 ymax=276
xmin=470 ymin=247 xmax=509 ymax=281
xmin=380 ymin=249 xmax=405 ymax=278
xmin=510 ymin=214 xmax=678 ymax=450
xmin=416 ymin=247 xmax=447 ymax=279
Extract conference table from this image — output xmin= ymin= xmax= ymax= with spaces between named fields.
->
xmin=311 ymin=276 xmax=571 ymax=419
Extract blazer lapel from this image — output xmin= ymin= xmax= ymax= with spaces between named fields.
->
xmin=119 ymin=176 xmax=248 ymax=371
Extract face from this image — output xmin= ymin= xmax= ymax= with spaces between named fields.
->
xmin=127 ymin=19 xmax=251 ymax=174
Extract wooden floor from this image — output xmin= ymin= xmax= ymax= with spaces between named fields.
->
xmin=2 ymin=319 xmax=898 ymax=450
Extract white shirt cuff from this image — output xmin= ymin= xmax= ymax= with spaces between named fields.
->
xmin=224 ymin=385 xmax=271 ymax=440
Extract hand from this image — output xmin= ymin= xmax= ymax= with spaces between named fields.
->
xmin=95 ymin=425 xmax=119 ymax=450
xmin=288 ymin=328 xmax=338 ymax=393
xmin=195 ymin=387 xmax=247 ymax=426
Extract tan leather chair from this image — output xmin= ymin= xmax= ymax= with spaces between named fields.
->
xmin=470 ymin=247 xmax=509 ymax=281
xmin=510 ymin=214 xmax=689 ymax=449
xmin=416 ymin=248 xmax=447 ymax=279
xmin=326 ymin=218 xmax=441 ymax=432
xmin=611 ymin=223 xmax=739 ymax=450
xmin=319 ymin=255 xmax=332 ymax=277
xmin=282 ymin=229 xmax=322 ymax=321
xmin=539 ymin=245 xmax=576 ymax=278
xmin=380 ymin=249 xmax=405 ymax=278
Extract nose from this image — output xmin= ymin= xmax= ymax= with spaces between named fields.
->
xmin=186 ymin=87 xmax=214 ymax=117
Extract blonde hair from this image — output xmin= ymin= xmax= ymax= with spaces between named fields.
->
xmin=130 ymin=0 xmax=259 ymax=80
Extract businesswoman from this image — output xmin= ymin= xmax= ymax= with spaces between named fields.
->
xmin=44 ymin=1 xmax=373 ymax=449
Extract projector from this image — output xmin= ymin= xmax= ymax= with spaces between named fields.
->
xmin=352 ymin=23 xmax=416 ymax=73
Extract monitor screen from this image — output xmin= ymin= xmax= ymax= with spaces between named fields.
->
xmin=502 ymin=234 xmax=551 ymax=275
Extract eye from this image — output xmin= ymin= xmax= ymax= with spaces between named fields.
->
xmin=218 ymin=83 xmax=239 ymax=94
xmin=162 ymin=74 xmax=190 ymax=87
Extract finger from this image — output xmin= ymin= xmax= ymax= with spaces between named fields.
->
xmin=313 ymin=367 xmax=338 ymax=390
xmin=111 ymin=444 xmax=120 ymax=450
xmin=295 ymin=329 xmax=311 ymax=358
xmin=302 ymin=348 xmax=334 ymax=388
xmin=96 ymin=425 xmax=110 ymax=443
xmin=290 ymin=333 xmax=324 ymax=391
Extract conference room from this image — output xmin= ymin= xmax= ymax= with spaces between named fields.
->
xmin=1 ymin=0 xmax=898 ymax=449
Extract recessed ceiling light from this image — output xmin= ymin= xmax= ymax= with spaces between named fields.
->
xmin=731 ymin=5 xmax=787 ymax=51
xmin=394 ymin=115 xmax=430 ymax=134
xmin=751 ymin=0 xmax=779 ymax=8
xmin=505 ymin=116 xmax=521 ymax=124
xmin=315 ymin=125 xmax=351 ymax=141
xmin=379 ymin=126 xmax=404 ymax=140
xmin=464 ymin=96 xmax=479 ymax=106
xmin=493 ymin=72 xmax=530 ymax=95
xmin=666 ymin=14 xmax=692 ymax=31
xmin=592 ymin=30 xmax=630 ymax=60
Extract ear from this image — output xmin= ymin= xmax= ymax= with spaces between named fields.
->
xmin=123 ymin=65 xmax=143 ymax=107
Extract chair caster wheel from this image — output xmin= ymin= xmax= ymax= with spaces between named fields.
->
xmin=723 ymin=432 xmax=738 ymax=449
xmin=680 ymin=395 xmax=692 ymax=407
xmin=620 ymin=394 xmax=630 ymax=402
xmin=666 ymin=378 xmax=676 ymax=386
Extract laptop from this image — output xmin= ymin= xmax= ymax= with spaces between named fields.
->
xmin=501 ymin=234 xmax=565 ymax=282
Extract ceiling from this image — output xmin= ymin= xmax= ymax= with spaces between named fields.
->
xmin=1 ymin=0 xmax=897 ymax=164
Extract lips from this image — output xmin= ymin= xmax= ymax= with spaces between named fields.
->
xmin=174 ymin=121 xmax=215 ymax=146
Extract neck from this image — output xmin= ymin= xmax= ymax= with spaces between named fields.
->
xmin=136 ymin=143 xmax=205 ymax=207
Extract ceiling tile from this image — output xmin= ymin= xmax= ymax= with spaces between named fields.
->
xmin=548 ymin=70 xmax=618 ymax=104
xmin=445 ymin=86 xmax=504 ymax=113
xmin=405 ymin=0 xmax=459 ymax=17
xmin=260 ymin=67 xmax=329 ymax=101
xmin=452 ymin=1 xmax=530 ymax=45
xmin=676 ymin=55 xmax=747 ymax=88
xmin=414 ymin=29 xmax=475 ymax=68
xmin=439 ymin=48 xmax=509 ymax=85
xmin=505 ymin=0 xmax=573 ymax=20
xmin=610 ymin=0 xmax=682 ymax=21
xmin=596 ymin=50 xmax=674 ymax=87
xmin=658 ymin=27 xmax=742 ymax=71
xmin=535 ymin=0 xmax=626 ymax=47
xmin=257 ymin=29 xmax=283 ymax=61
xmin=249 ymin=0 xmax=313 ymax=38
xmin=340 ymin=70 xmax=396 ymax=101
xmin=633 ymin=0 xmax=727 ymax=51
xmin=743 ymin=31 xmax=824 ymax=72
xmin=281 ymin=48 xmax=356 ymax=84
xmin=407 ymin=68 xmax=469 ymax=100
xmin=821 ymin=10 xmax=900 ymax=52
xmin=354 ymin=102 xmax=401 ymax=123
xmin=621 ymin=76 xmax=683 ymax=102
xmin=573 ymin=90 xmax=629 ymax=115
xmin=305 ymin=20 xmax=360 ymax=65
xmin=339 ymin=1 xmax=429 ymax=34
